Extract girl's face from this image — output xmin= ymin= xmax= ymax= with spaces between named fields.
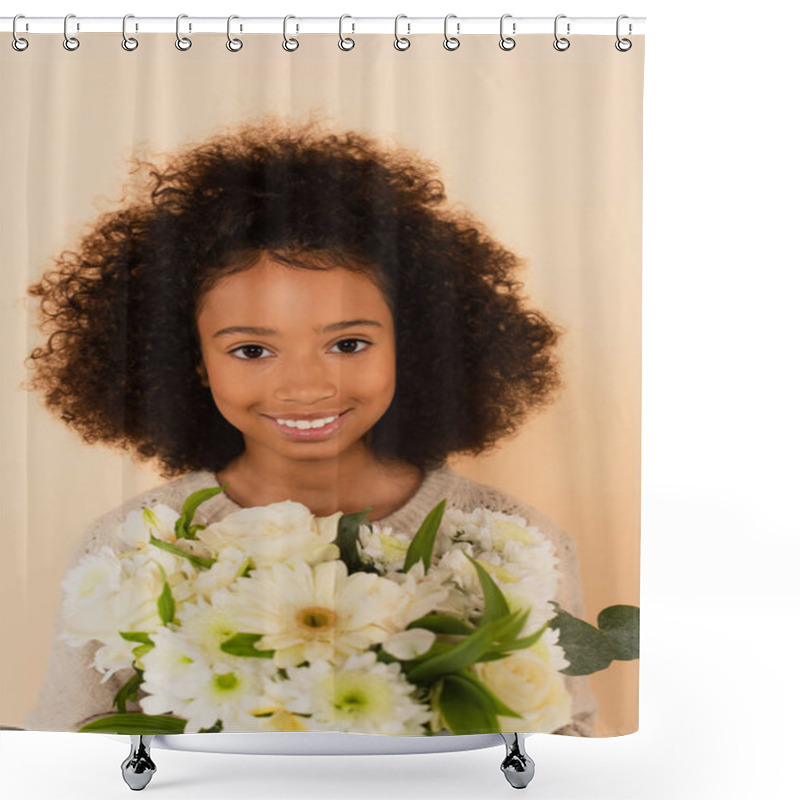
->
xmin=194 ymin=254 xmax=396 ymax=463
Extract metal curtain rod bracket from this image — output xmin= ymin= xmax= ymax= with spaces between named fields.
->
xmin=1 ymin=16 xmax=646 ymax=36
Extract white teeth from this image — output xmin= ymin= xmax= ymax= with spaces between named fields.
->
xmin=276 ymin=414 xmax=339 ymax=430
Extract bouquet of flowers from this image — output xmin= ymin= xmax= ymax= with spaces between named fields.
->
xmin=59 ymin=485 xmax=637 ymax=736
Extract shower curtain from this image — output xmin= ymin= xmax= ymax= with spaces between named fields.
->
xmin=0 ymin=23 xmax=644 ymax=738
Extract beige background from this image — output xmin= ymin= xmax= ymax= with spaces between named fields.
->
xmin=0 ymin=33 xmax=643 ymax=734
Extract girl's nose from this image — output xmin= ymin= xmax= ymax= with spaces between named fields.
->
xmin=272 ymin=354 xmax=338 ymax=401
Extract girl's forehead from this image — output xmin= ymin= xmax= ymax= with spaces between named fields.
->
xmin=196 ymin=262 xmax=392 ymax=329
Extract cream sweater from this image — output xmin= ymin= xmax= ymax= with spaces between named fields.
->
xmin=21 ymin=462 xmax=598 ymax=736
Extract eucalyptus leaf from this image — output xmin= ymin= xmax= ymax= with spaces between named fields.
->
xmin=549 ymin=605 xmax=621 ymax=676
xmin=597 ymin=605 xmax=639 ymax=660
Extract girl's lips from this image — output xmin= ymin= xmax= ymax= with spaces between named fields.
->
xmin=263 ymin=409 xmax=352 ymax=440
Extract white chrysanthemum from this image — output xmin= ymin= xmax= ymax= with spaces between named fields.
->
xmin=139 ymin=638 xmax=273 ymax=733
xmin=356 ymin=522 xmax=411 ymax=572
xmin=277 ymin=651 xmax=432 ymax=734
xmin=471 ymin=629 xmax=572 ymax=733
xmin=222 ymin=559 xmax=408 ymax=668
xmin=196 ymin=500 xmax=340 ymax=568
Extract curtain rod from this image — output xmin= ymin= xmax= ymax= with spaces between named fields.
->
xmin=1 ymin=16 xmax=646 ymax=36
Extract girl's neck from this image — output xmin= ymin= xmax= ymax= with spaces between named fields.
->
xmin=215 ymin=447 xmax=424 ymax=520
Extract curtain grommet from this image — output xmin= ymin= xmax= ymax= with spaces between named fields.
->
xmin=338 ymin=14 xmax=355 ymax=51
xmin=443 ymin=14 xmax=460 ymax=51
xmin=226 ymin=15 xmax=243 ymax=52
xmin=63 ymin=13 xmax=80 ymax=51
xmin=283 ymin=15 xmax=299 ymax=52
xmin=175 ymin=14 xmax=192 ymax=51
xmin=121 ymin=14 xmax=138 ymax=51
xmin=11 ymin=15 xmax=29 ymax=51
xmin=615 ymin=15 xmax=633 ymax=51
xmin=499 ymin=14 xmax=516 ymax=51
xmin=394 ymin=14 xmax=411 ymax=51
xmin=553 ymin=14 xmax=570 ymax=51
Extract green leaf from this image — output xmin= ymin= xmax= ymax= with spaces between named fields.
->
xmin=452 ymin=669 xmax=524 ymax=719
xmin=597 ymin=605 xmax=639 ymax=660
xmin=154 ymin=562 xmax=175 ymax=625
xmin=437 ymin=674 xmax=499 ymax=733
xmin=148 ymin=533 xmax=216 ymax=570
xmin=548 ymin=605 xmax=618 ymax=675
xmin=119 ymin=631 xmax=154 ymax=646
xmin=407 ymin=614 xmax=474 ymax=635
xmin=403 ymin=499 xmax=447 ymax=573
xmin=174 ymin=485 xmax=228 ymax=540
xmin=478 ymin=616 xmax=549 ymax=663
xmin=220 ymin=633 xmax=275 ymax=658
xmin=406 ymin=615 xmax=513 ymax=683
xmin=112 ymin=672 xmax=144 ymax=713
xmin=464 ymin=555 xmax=510 ymax=624
xmin=334 ymin=507 xmax=376 ymax=574
xmin=78 ymin=713 xmax=187 ymax=734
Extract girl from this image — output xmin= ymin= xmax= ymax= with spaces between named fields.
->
xmin=21 ymin=115 xmax=597 ymax=735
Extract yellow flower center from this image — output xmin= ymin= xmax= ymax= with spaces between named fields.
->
xmin=297 ymin=605 xmax=337 ymax=632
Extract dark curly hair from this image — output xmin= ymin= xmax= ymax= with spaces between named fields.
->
xmin=23 ymin=113 xmax=565 ymax=479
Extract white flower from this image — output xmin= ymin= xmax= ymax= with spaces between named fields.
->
xmin=139 ymin=635 xmax=273 ymax=733
xmin=471 ymin=629 xmax=572 ymax=733
xmin=117 ymin=504 xmax=182 ymax=551
xmin=356 ymin=522 xmax=411 ymax=572
xmin=223 ymin=559 xmax=407 ymax=668
xmin=196 ymin=500 xmax=341 ymax=568
xmin=277 ymin=651 xmax=432 ymax=734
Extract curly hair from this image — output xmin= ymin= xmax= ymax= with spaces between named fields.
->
xmin=23 ymin=113 xmax=565 ymax=479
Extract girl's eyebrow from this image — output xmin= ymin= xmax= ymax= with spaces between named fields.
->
xmin=212 ymin=319 xmax=383 ymax=338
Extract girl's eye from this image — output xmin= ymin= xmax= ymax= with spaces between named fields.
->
xmin=230 ymin=338 xmax=371 ymax=360
xmin=230 ymin=344 xmax=271 ymax=360
xmin=331 ymin=338 xmax=371 ymax=355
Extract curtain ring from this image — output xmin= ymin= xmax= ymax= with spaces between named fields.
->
xmin=553 ymin=14 xmax=570 ymax=51
xmin=443 ymin=14 xmax=460 ymax=51
xmin=63 ymin=13 xmax=80 ymax=51
xmin=615 ymin=15 xmax=632 ymax=51
xmin=227 ymin=15 xmax=243 ymax=51
xmin=283 ymin=15 xmax=299 ymax=51
xmin=176 ymin=14 xmax=192 ymax=51
xmin=499 ymin=14 xmax=516 ymax=51
xmin=11 ymin=15 xmax=29 ymax=51
xmin=339 ymin=14 xmax=355 ymax=51
xmin=394 ymin=14 xmax=411 ymax=51
xmin=122 ymin=14 xmax=138 ymax=51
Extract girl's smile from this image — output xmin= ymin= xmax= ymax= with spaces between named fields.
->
xmin=262 ymin=407 xmax=354 ymax=440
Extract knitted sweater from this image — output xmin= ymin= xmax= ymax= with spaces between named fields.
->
xmin=21 ymin=462 xmax=598 ymax=736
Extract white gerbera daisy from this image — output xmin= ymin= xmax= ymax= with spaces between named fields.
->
xmin=223 ymin=559 xmax=407 ymax=668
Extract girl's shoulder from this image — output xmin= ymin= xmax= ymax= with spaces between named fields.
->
xmin=65 ymin=470 xmax=216 ymax=570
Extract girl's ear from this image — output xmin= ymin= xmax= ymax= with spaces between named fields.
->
xmin=196 ymin=363 xmax=209 ymax=387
